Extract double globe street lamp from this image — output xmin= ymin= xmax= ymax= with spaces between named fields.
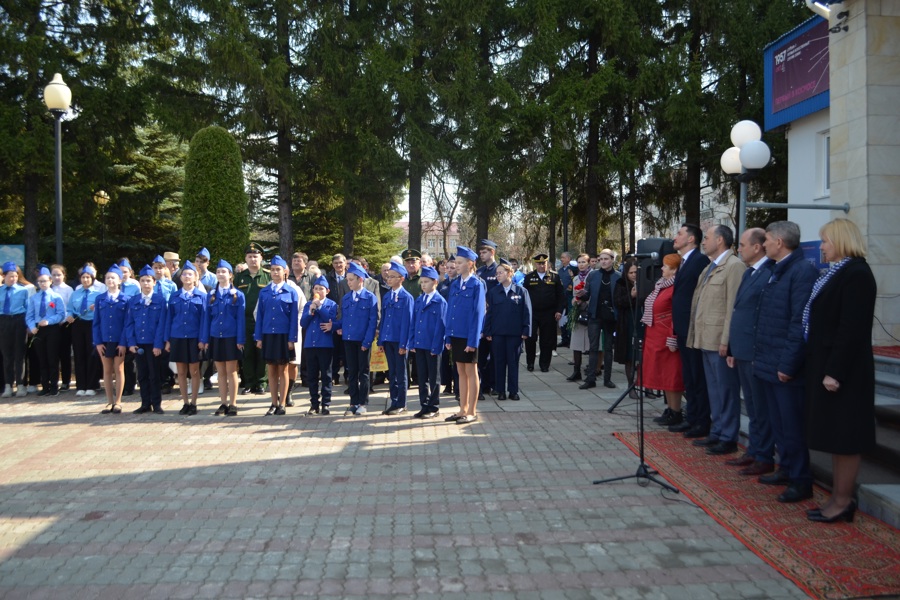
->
xmin=720 ymin=120 xmax=771 ymax=238
xmin=43 ymin=73 xmax=72 ymax=265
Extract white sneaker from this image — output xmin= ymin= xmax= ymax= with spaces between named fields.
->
xmin=1 ymin=385 xmax=11 ymax=398
xmin=355 ymin=405 xmax=367 ymax=415
xmin=26 ymin=386 xmax=38 ymax=393
xmin=75 ymin=390 xmax=85 ymax=397
xmin=16 ymin=388 xmax=27 ymax=397
xmin=85 ymin=389 xmax=96 ymax=396
xmin=210 ymin=372 xmax=219 ymax=385
xmin=198 ymin=382 xmax=204 ymax=394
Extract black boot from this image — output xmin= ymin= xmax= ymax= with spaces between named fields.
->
xmin=285 ymin=379 xmax=295 ymax=407
xmin=567 ymin=352 xmax=583 ymax=382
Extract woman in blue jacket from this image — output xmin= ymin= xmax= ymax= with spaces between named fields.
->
xmin=201 ymin=259 xmax=246 ymax=416
xmin=26 ymin=267 xmax=67 ymax=396
xmin=443 ymin=246 xmax=486 ymax=424
xmin=165 ymin=261 xmax=207 ymax=415
xmin=92 ymin=265 xmax=129 ymax=413
xmin=300 ymin=276 xmax=338 ymax=415
xmin=254 ymin=255 xmax=299 ymax=415
xmin=484 ymin=261 xmax=532 ymax=401
xmin=65 ymin=265 xmax=102 ymax=397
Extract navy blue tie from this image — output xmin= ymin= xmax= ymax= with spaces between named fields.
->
xmin=2 ymin=287 xmax=9 ymax=315
xmin=742 ymin=267 xmax=754 ymax=283
xmin=39 ymin=291 xmax=47 ymax=318
xmin=80 ymin=291 xmax=88 ymax=314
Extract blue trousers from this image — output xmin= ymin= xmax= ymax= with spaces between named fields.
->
xmin=758 ymin=378 xmax=811 ymax=484
xmin=305 ymin=347 xmax=333 ymax=407
xmin=678 ymin=335 xmax=710 ymax=429
xmin=343 ymin=340 xmax=370 ymax=406
xmin=702 ymin=350 xmax=741 ymax=443
xmin=135 ymin=343 xmax=162 ymax=410
xmin=492 ymin=335 xmax=523 ymax=395
xmin=415 ymin=349 xmax=441 ymax=409
xmin=735 ymin=359 xmax=774 ymax=463
xmin=383 ymin=341 xmax=409 ymax=409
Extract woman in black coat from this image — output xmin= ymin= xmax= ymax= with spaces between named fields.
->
xmin=614 ymin=258 xmax=639 ymax=399
xmin=803 ymin=218 xmax=876 ymax=524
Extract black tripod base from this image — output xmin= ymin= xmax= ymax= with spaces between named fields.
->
xmin=593 ymin=463 xmax=680 ymax=494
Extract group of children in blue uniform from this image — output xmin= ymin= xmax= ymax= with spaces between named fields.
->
xmin=1 ymin=240 xmax=535 ymax=423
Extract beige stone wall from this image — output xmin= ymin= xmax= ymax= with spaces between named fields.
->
xmin=828 ymin=0 xmax=900 ymax=346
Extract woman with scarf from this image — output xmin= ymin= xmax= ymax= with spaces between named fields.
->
xmin=639 ymin=253 xmax=683 ymax=417
xmin=803 ymin=218 xmax=876 ymax=524
xmin=566 ymin=253 xmax=592 ymax=382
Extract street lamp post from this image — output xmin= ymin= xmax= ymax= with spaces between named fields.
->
xmin=720 ymin=120 xmax=771 ymax=240
xmin=94 ymin=190 xmax=110 ymax=257
xmin=43 ymin=73 xmax=72 ymax=266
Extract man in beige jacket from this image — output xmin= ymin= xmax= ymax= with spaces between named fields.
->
xmin=687 ymin=224 xmax=747 ymax=455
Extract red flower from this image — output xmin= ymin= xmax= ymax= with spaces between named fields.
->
xmin=49 ymin=302 xmax=56 ymax=309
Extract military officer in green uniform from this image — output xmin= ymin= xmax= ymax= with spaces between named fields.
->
xmin=235 ymin=243 xmax=271 ymax=394
xmin=523 ymin=253 xmax=565 ymax=372
xmin=401 ymin=249 xmax=423 ymax=298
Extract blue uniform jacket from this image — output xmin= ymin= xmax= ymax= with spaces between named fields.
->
xmin=408 ymin=292 xmax=447 ymax=355
xmin=753 ymin=249 xmax=818 ymax=384
xmin=379 ymin=286 xmax=414 ymax=349
xmin=165 ymin=288 xmax=207 ymax=341
xmin=300 ymin=297 xmax=338 ymax=349
xmin=26 ymin=289 xmax=66 ymax=330
xmin=484 ymin=284 xmax=533 ymax=338
xmin=200 ymin=287 xmax=246 ymax=345
xmin=125 ymin=293 xmax=168 ymax=349
xmin=153 ymin=279 xmax=177 ymax=302
xmin=476 ymin=262 xmax=499 ymax=293
xmin=121 ymin=279 xmax=140 ymax=298
xmin=335 ymin=287 xmax=378 ymax=347
xmin=444 ymin=275 xmax=486 ymax=348
xmin=67 ymin=286 xmax=101 ymax=321
xmin=92 ymin=292 xmax=129 ymax=346
xmin=727 ymin=259 xmax=773 ymax=362
xmin=254 ymin=283 xmax=299 ymax=342
xmin=0 ymin=284 xmax=29 ymax=315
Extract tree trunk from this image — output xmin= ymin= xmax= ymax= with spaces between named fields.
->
xmin=23 ymin=173 xmax=39 ymax=277
xmin=584 ymin=34 xmax=599 ymax=256
xmin=276 ymin=0 xmax=292 ymax=259
xmin=548 ymin=181 xmax=557 ymax=265
xmin=408 ymin=149 xmax=423 ymax=251
xmin=343 ymin=204 xmax=354 ymax=256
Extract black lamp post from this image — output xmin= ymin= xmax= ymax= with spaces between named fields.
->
xmin=43 ymin=73 xmax=72 ymax=266
xmin=94 ymin=190 xmax=110 ymax=257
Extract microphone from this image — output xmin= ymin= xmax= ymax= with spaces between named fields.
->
xmin=625 ymin=252 xmax=659 ymax=260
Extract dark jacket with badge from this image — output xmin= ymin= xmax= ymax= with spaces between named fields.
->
xmin=523 ymin=270 xmax=565 ymax=315
xmin=484 ymin=283 xmax=532 ymax=338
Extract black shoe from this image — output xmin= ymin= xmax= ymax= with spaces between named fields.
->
xmin=692 ymin=437 xmax=720 ymax=447
xmin=578 ymin=381 xmax=596 ymax=389
xmin=603 ymin=380 xmax=615 ymax=388
xmin=540 ymin=368 xmax=549 ymax=373
xmin=241 ymin=388 xmax=252 ymax=395
xmin=38 ymin=390 xmax=50 ymax=397
xmin=509 ymin=394 xmax=520 ymax=401
xmin=122 ymin=391 xmax=134 ymax=397
xmin=252 ymin=386 xmax=266 ymax=395
xmin=706 ymin=441 xmax=739 ymax=455
xmin=808 ymin=501 xmax=856 ymax=523
xmin=265 ymin=405 xmax=276 ymax=416
xmin=659 ymin=411 xmax=683 ymax=427
xmin=758 ymin=470 xmax=791 ymax=486
xmin=133 ymin=406 xmax=152 ymax=414
xmin=215 ymin=404 xmax=229 ymax=416
xmin=286 ymin=398 xmax=295 ymax=407
xmin=653 ymin=408 xmax=673 ymax=424
xmin=526 ymin=365 xmax=534 ymax=372
xmin=778 ymin=483 xmax=813 ymax=503
xmin=203 ymin=379 xmax=213 ymax=390
xmin=496 ymin=393 xmax=507 ymax=401
xmin=154 ymin=407 xmax=165 ymax=415
xmin=274 ymin=406 xmax=286 ymax=415
xmin=179 ymin=403 xmax=190 ymax=415
xmin=226 ymin=406 xmax=237 ymax=416
xmin=668 ymin=421 xmax=693 ymax=433
xmin=478 ymin=393 xmax=485 ymax=401
xmin=420 ymin=410 xmax=439 ymax=419
xmin=683 ymin=426 xmax=710 ymax=439
xmin=343 ymin=387 xmax=351 ymax=395
xmin=321 ymin=407 xmax=330 ymax=415
xmin=60 ymin=384 xmax=70 ymax=391
xmin=413 ymin=409 xmax=427 ymax=418
xmin=566 ymin=372 xmax=582 ymax=382
xmin=442 ymin=386 xmax=453 ymax=395
xmin=385 ymin=407 xmax=406 ymax=415
xmin=187 ymin=404 xmax=197 ymax=416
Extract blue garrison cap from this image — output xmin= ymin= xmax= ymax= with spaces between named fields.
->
xmin=1 ymin=262 xmax=16 ymax=274
xmin=118 ymin=259 xmax=132 ymax=270
xmin=388 ymin=262 xmax=408 ymax=278
xmin=38 ymin=266 xmax=51 ymax=277
xmin=313 ymin=276 xmax=330 ymax=290
xmin=81 ymin=264 xmax=97 ymax=277
xmin=181 ymin=260 xmax=196 ymax=273
xmin=107 ymin=264 xmax=124 ymax=279
xmin=217 ymin=259 xmax=233 ymax=273
xmin=456 ymin=246 xmax=477 ymax=261
xmin=152 ymin=255 xmax=165 ymax=265
xmin=197 ymin=247 xmax=211 ymax=260
xmin=419 ymin=266 xmax=439 ymax=281
xmin=139 ymin=265 xmax=154 ymax=278
xmin=478 ymin=239 xmax=497 ymax=250
xmin=270 ymin=255 xmax=288 ymax=269
xmin=347 ymin=262 xmax=368 ymax=279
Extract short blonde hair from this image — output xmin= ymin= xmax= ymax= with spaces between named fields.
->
xmin=820 ymin=218 xmax=866 ymax=259
xmin=599 ymin=248 xmax=616 ymax=259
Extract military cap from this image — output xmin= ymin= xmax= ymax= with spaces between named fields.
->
xmin=478 ymin=239 xmax=497 ymax=250
xmin=401 ymin=249 xmax=422 ymax=260
xmin=245 ymin=242 xmax=264 ymax=256
xmin=532 ymin=253 xmax=549 ymax=263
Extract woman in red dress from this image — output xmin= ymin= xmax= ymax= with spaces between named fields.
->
xmin=639 ymin=254 xmax=683 ymax=415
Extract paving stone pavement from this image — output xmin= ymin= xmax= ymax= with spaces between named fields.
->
xmin=0 ymin=349 xmax=810 ymax=599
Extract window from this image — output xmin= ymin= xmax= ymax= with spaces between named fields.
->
xmin=427 ymin=239 xmax=435 ymax=248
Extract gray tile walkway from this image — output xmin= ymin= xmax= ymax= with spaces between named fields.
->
xmin=0 ymin=347 xmax=811 ymax=599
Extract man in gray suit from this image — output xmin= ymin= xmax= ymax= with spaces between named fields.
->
xmin=726 ymin=228 xmax=775 ymax=475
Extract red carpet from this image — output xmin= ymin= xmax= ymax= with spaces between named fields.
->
xmin=614 ymin=431 xmax=900 ymax=600
xmin=874 ymin=346 xmax=900 ymax=359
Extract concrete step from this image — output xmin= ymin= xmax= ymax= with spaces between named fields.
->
xmin=876 ymin=370 xmax=900 ymax=399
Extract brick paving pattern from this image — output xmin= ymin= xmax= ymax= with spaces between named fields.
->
xmin=0 ymin=352 xmax=809 ymax=599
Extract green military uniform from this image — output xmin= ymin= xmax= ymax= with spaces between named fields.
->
xmin=235 ymin=244 xmax=271 ymax=391
xmin=401 ymin=248 xmax=423 ymax=298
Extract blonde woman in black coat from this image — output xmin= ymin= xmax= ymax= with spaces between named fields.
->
xmin=803 ymin=218 xmax=876 ymax=523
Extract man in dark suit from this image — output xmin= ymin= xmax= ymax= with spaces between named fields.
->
xmin=327 ymin=254 xmax=351 ymax=384
xmin=669 ymin=223 xmax=711 ymax=438
xmin=726 ymin=228 xmax=775 ymax=475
